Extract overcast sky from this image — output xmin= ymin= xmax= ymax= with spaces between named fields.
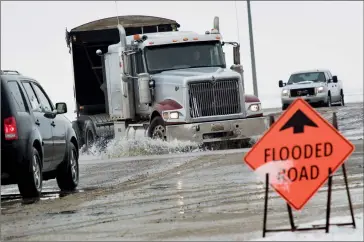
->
xmin=1 ymin=1 xmax=363 ymax=119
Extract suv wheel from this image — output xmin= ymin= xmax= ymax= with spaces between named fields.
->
xmin=56 ymin=142 xmax=79 ymax=191
xmin=18 ymin=147 xmax=43 ymax=199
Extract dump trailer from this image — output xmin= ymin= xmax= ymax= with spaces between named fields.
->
xmin=66 ymin=15 xmax=268 ymax=149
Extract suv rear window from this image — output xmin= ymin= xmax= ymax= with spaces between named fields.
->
xmin=7 ymin=81 xmax=27 ymax=112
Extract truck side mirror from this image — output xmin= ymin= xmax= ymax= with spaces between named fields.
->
xmin=121 ymin=50 xmax=137 ymax=79
xmin=279 ymin=80 xmax=284 ymax=87
xmin=137 ymin=73 xmax=152 ymax=104
xmin=121 ymin=52 xmax=127 ymax=76
xmin=233 ymin=45 xmax=240 ymax=65
xmin=332 ymin=75 xmax=338 ymax=83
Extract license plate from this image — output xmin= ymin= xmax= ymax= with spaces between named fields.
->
xmin=211 ymin=123 xmax=224 ymax=131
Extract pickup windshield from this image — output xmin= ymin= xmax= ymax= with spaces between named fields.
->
xmin=287 ymin=72 xmax=326 ymax=85
xmin=144 ymin=41 xmax=226 ymax=74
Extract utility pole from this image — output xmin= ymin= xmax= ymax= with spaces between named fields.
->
xmin=247 ymin=0 xmax=259 ymax=97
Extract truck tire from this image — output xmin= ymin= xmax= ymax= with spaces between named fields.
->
xmin=17 ymin=147 xmax=43 ymax=199
xmin=56 ymin=142 xmax=79 ymax=191
xmin=83 ymin=120 xmax=97 ymax=150
xmin=72 ymin=121 xmax=83 ymax=147
xmin=148 ymin=116 xmax=166 ymax=140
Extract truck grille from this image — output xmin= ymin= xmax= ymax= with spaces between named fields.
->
xmin=188 ymin=78 xmax=241 ymax=118
xmin=290 ymin=88 xmax=315 ymax=97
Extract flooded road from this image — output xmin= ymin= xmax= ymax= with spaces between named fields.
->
xmin=1 ymin=103 xmax=363 ymax=241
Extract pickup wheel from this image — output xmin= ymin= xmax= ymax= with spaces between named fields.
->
xmin=56 ymin=142 xmax=79 ymax=191
xmin=148 ymin=116 xmax=166 ymax=140
xmin=340 ymin=90 xmax=345 ymax=106
xmin=325 ymin=94 xmax=332 ymax=107
xmin=17 ymin=147 xmax=43 ymax=199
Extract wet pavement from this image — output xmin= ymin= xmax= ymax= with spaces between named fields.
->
xmin=1 ymin=103 xmax=363 ymax=241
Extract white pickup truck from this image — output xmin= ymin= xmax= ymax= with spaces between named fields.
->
xmin=278 ymin=69 xmax=345 ymax=110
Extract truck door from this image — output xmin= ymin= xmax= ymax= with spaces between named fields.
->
xmin=325 ymin=72 xmax=339 ymax=102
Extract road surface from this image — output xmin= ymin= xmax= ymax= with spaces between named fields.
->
xmin=1 ymin=103 xmax=363 ymax=241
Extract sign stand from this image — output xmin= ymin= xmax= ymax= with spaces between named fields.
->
xmin=262 ymin=113 xmax=356 ymax=238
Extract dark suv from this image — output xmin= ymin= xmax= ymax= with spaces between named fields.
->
xmin=1 ymin=70 xmax=79 ymax=199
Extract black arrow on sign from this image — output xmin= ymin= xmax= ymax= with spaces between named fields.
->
xmin=280 ymin=109 xmax=318 ymax=134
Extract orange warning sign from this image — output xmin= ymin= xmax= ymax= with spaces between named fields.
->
xmin=244 ymin=98 xmax=355 ymax=210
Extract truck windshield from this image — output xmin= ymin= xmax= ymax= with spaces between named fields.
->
xmin=287 ymin=72 xmax=326 ymax=85
xmin=144 ymin=41 xmax=226 ymax=74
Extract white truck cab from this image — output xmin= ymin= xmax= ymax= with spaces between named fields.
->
xmin=278 ymin=69 xmax=344 ymax=110
xmin=66 ymin=15 xmax=268 ymax=149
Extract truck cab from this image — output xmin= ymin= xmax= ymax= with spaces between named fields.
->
xmin=279 ymin=69 xmax=344 ymax=110
xmin=66 ymin=15 xmax=267 ymax=149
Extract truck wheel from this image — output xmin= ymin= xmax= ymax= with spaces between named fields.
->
xmin=72 ymin=121 xmax=83 ymax=147
xmin=148 ymin=116 xmax=166 ymax=140
xmin=83 ymin=121 xmax=97 ymax=150
xmin=326 ymin=95 xmax=332 ymax=107
xmin=17 ymin=147 xmax=43 ymax=199
xmin=56 ymin=142 xmax=79 ymax=191
xmin=282 ymin=104 xmax=289 ymax=111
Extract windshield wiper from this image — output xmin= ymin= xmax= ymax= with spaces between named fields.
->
xmin=192 ymin=65 xmax=224 ymax=68
xmin=150 ymin=64 xmax=224 ymax=74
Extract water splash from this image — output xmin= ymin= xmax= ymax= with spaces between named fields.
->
xmin=80 ymin=136 xmax=205 ymax=160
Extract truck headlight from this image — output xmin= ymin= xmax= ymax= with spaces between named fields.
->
xmin=169 ymin=111 xmax=179 ymax=119
xmin=162 ymin=111 xmax=180 ymax=120
xmin=249 ymin=104 xmax=261 ymax=112
xmin=316 ymin=86 xmax=324 ymax=93
xmin=282 ymin=89 xmax=289 ymax=96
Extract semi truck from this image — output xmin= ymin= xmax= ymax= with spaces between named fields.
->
xmin=65 ymin=15 xmax=268 ymax=149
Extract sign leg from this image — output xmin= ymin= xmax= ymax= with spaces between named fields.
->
xmin=325 ymin=168 xmax=333 ymax=233
xmin=286 ymin=204 xmax=296 ymax=230
xmin=262 ymin=115 xmax=275 ymax=238
xmin=332 ymin=111 xmax=356 ymax=228
xmin=342 ymin=164 xmax=356 ymax=228
xmin=263 ymin=173 xmax=269 ymax=238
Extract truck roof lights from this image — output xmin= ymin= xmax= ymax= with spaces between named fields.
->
xmin=193 ymin=37 xmax=198 ymax=40
xmin=172 ymin=40 xmax=178 ymax=42
xmin=183 ymin=38 xmax=188 ymax=41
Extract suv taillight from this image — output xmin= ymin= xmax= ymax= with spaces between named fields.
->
xmin=4 ymin=116 xmax=18 ymax=140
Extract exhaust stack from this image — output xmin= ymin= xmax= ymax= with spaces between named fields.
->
xmin=213 ymin=16 xmax=220 ymax=33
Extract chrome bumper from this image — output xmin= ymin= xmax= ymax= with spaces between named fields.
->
xmin=166 ymin=116 xmax=269 ymax=143
xmin=282 ymin=94 xmax=327 ymax=104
